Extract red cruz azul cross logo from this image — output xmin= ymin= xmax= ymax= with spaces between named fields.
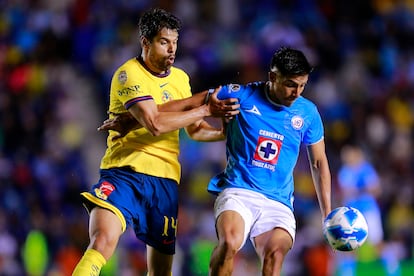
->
xmin=253 ymin=136 xmax=282 ymax=165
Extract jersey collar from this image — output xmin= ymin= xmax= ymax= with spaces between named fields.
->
xmin=136 ymin=56 xmax=170 ymax=78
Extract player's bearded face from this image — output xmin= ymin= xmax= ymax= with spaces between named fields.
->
xmin=147 ymin=28 xmax=178 ymax=73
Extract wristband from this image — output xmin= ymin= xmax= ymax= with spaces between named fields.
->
xmin=204 ymin=88 xmax=214 ymax=105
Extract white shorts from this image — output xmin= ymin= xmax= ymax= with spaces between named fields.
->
xmin=213 ymin=188 xmax=296 ymax=249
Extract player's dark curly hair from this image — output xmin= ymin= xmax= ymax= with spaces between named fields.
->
xmin=270 ymin=47 xmax=313 ymax=76
xmin=138 ymin=8 xmax=181 ymax=41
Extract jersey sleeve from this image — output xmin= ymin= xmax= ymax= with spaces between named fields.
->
xmin=217 ymin=84 xmax=244 ymax=101
xmin=111 ymin=65 xmax=153 ymax=109
xmin=303 ymin=106 xmax=324 ymax=145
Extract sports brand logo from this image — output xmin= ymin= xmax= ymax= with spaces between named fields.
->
xmin=94 ymin=181 xmax=115 ymax=200
xmin=162 ymin=239 xmax=175 ymax=245
xmin=253 ymin=136 xmax=282 ymax=165
xmin=245 ymin=105 xmax=261 ymax=116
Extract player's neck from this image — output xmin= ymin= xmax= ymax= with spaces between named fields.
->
xmin=137 ymin=55 xmax=170 ymax=77
xmin=265 ymin=82 xmax=283 ymax=107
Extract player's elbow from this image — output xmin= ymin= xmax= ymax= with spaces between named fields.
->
xmin=148 ymin=130 xmax=161 ymax=136
xmin=140 ymin=115 xmax=168 ymax=136
xmin=147 ymin=126 xmax=163 ymax=136
xmin=147 ymin=120 xmax=176 ymax=136
xmin=144 ymin=121 xmax=164 ymax=136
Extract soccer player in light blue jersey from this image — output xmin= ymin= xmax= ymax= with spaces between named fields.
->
xmin=207 ymin=47 xmax=332 ymax=276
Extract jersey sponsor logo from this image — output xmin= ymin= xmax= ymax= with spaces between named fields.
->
xmin=117 ymin=85 xmax=141 ymax=96
xmin=94 ymin=181 xmax=115 ymax=200
xmin=245 ymin=105 xmax=261 ymax=116
xmin=160 ymin=82 xmax=168 ymax=88
xmin=259 ymin=129 xmax=284 ymax=140
xmin=118 ymin=70 xmax=127 ymax=85
xmin=291 ymin=115 xmax=304 ymax=130
xmin=253 ymin=136 xmax=282 ymax=165
xmin=161 ymin=91 xmax=173 ymax=103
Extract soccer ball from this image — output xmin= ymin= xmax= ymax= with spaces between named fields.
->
xmin=323 ymin=206 xmax=368 ymax=251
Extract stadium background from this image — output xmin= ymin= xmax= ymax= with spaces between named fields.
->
xmin=0 ymin=0 xmax=413 ymax=275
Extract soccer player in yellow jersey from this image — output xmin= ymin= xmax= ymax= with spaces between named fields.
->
xmin=72 ymin=8 xmax=239 ymax=276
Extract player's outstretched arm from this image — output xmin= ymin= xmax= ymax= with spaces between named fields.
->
xmin=157 ymin=87 xmax=239 ymax=117
xmin=184 ymin=119 xmax=226 ymax=142
xmin=98 ymin=94 xmax=215 ymax=138
xmin=307 ymin=139 xmax=332 ymax=219
xmin=97 ymin=87 xmax=239 ymax=139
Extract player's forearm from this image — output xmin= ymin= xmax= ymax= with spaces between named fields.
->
xmin=140 ymin=104 xmax=212 ymax=136
xmin=158 ymin=91 xmax=207 ymax=112
xmin=104 ymin=92 xmax=207 ymax=132
xmin=185 ymin=120 xmax=226 ymax=142
xmin=312 ymin=161 xmax=332 ymax=218
xmin=307 ymin=143 xmax=332 ymax=218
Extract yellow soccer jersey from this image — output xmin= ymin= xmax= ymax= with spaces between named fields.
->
xmin=100 ymin=57 xmax=192 ymax=183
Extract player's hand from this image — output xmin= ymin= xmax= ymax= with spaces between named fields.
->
xmin=97 ymin=112 xmax=141 ymax=141
xmin=208 ymin=86 xmax=240 ymax=118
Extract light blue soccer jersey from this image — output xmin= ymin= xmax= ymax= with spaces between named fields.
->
xmin=207 ymin=82 xmax=324 ymax=210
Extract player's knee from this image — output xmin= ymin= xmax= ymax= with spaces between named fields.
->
xmin=90 ymin=231 xmax=119 ymax=258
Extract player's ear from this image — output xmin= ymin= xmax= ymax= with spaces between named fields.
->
xmin=141 ymin=37 xmax=150 ymax=47
xmin=268 ymin=71 xmax=277 ymax=82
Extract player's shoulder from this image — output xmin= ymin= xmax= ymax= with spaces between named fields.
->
xmin=112 ymin=57 xmax=140 ymax=77
xmin=223 ymin=81 xmax=264 ymax=92
xmin=116 ymin=57 xmax=138 ymax=69
xmin=296 ymin=96 xmax=318 ymax=110
xmin=247 ymin=81 xmax=265 ymax=90
xmin=110 ymin=58 xmax=142 ymax=86
xmin=217 ymin=82 xmax=264 ymax=101
xmin=170 ymin=66 xmax=190 ymax=77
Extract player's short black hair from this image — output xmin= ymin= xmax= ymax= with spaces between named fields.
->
xmin=270 ymin=47 xmax=313 ymax=76
xmin=138 ymin=8 xmax=181 ymax=41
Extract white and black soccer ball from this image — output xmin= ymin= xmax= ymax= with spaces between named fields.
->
xmin=323 ymin=206 xmax=369 ymax=251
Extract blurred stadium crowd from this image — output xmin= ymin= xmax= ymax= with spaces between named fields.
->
xmin=1 ymin=0 xmax=414 ymax=275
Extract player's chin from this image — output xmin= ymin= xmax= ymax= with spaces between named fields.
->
xmin=163 ymin=62 xmax=173 ymax=71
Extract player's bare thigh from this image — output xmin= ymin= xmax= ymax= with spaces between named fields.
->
xmin=254 ymin=227 xmax=293 ymax=259
xmin=216 ymin=210 xmax=246 ymax=249
xmin=89 ymin=207 xmax=123 ymax=259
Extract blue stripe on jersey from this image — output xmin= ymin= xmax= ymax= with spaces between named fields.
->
xmin=124 ymin=95 xmax=154 ymax=109
xmin=208 ymin=82 xmax=324 ymax=210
